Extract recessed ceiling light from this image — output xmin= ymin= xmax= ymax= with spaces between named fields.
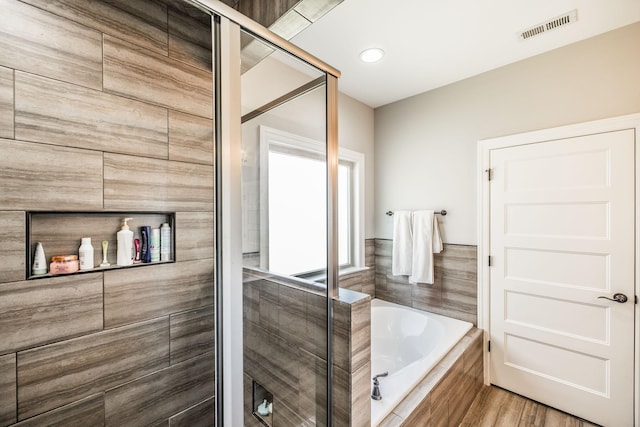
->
xmin=360 ymin=48 xmax=384 ymax=63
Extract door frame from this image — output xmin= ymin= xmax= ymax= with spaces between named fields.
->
xmin=477 ymin=113 xmax=640 ymax=425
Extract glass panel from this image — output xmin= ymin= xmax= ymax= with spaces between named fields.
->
xmin=240 ymin=29 xmax=329 ymax=426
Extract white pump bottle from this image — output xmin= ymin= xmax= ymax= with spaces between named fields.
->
xmin=117 ymin=217 xmax=134 ymax=266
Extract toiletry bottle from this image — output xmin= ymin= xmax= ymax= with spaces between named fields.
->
xmin=140 ymin=226 xmax=151 ymax=263
xmin=117 ymin=218 xmax=134 ymax=266
xmin=150 ymin=228 xmax=160 ymax=262
xmin=79 ymin=237 xmax=94 ymax=270
xmin=134 ymin=238 xmax=141 ymax=263
xmin=32 ymin=242 xmax=47 ymax=275
xmin=160 ymin=222 xmax=171 ymax=261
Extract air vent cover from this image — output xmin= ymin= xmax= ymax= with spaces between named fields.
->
xmin=519 ymin=9 xmax=578 ymax=40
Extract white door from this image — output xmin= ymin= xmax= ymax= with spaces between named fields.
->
xmin=489 ymin=129 xmax=635 ymax=427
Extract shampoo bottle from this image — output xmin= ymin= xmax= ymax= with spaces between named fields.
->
xmin=78 ymin=237 xmax=94 ymax=270
xmin=140 ymin=226 xmax=151 ymax=263
xmin=117 ymin=218 xmax=134 ymax=266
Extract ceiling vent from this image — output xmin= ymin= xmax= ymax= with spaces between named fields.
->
xmin=519 ymin=9 xmax=578 ymax=41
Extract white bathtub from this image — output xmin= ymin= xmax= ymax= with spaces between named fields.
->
xmin=370 ymin=298 xmax=473 ymax=426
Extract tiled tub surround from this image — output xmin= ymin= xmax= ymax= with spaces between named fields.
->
xmin=379 ymin=328 xmax=483 ymax=426
xmin=243 ymin=268 xmax=372 ymax=426
xmin=0 ymin=1 xmax=215 ymax=426
xmin=374 ymin=240 xmax=478 ymax=325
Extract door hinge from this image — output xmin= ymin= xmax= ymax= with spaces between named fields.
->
xmin=485 ymin=168 xmax=493 ymax=181
xmin=488 ymin=341 xmax=491 ymax=352
xmin=488 ymin=256 xmax=492 ymax=266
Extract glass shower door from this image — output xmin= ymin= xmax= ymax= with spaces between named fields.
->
xmin=239 ymin=29 xmax=332 ymax=426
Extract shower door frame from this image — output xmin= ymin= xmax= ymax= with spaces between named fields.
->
xmin=191 ymin=1 xmax=342 ymax=425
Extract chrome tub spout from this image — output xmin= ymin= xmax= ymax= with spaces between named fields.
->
xmin=371 ymin=371 xmax=389 ymax=400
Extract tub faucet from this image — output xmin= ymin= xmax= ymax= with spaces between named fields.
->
xmin=371 ymin=371 xmax=388 ymax=400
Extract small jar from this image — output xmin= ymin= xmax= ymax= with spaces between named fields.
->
xmin=50 ymin=255 xmax=79 ymax=275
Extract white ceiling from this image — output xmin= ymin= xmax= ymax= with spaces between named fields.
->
xmin=291 ymin=0 xmax=640 ymax=108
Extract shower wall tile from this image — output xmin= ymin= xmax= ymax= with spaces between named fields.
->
xmin=104 ymin=259 xmax=214 ymax=328
xmin=103 ymin=153 xmax=214 ymax=212
xmin=168 ymin=397 xmax=215 ymax=427
xmin=350 ymin=299 xmax=371 ymax=373
xmin=0 ymin=66 xmax=12 ymax=139
xmin=338 ymin=267 xmax=375 ymax=297
xmin=15 ymin=72 xmax=168 ymax=159
xmin=350 ymin=362 xmax=371 ymax=427
xmin=104 ymin=352 xmax=214 ymax=427
xmin=374 ymin=239 xmax=478 ymax=324
xmin=0 ymin=1 xmax=102 ymax=90
xmin=297 ymin=348 xmax=326 ymax=424
xmin=305 ymin=291 xmax=328 ymax=358
xmin=0 ymin=273 xmax=103 ymax=355
xmin=243 ymin=273 xmax=371 ymax=426
xmin=244 ymin=320 xmax=300 ymax=406
xmin=175 ymin=212 xmax=215 ymax=261
xmin=169 ymin=111 xmax=214 ymax=165
xmin=103 ymin=35 xmax=213 ymax=119
xmin=243 ymin=373 xmax=264 ymax=427
xmin=376 ymin=275 xmax=412 ymax=307
xmin=1 ymin=1 xmax=216 ymax=425
xmin=0 ymin=354 xmax=16 ymax=426
xmin=168 ymin=6 xmax=212 ymax=71
xmin=277 ymin=283 xmax=308 ymax=347
xmin=332 ymin=301 xmax=351 ymax=370
xmin=272 ymin=397 xmax=309 ymax=427
xmin=170 ymin=305 xmax=215 ymax=365
xmin=0 ymin=211 xmax=25 ymax=284
xmin=13 ymin=394 xmax=104 ymax=427
xmin=17 ymin=317 xmax=169 ymax=420
xmin=442 ymin=276 xmax=477 ymax=314
xmin=0 ymin=139 xmax=103 ymax=211
xmin=19 ymin=0 xmax=168 ymax=54
xmin=436 ymin=244 xmax=478 ymax=281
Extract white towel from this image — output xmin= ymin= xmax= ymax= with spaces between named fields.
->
xmin=392 ymin=211 xmax=413 ymax=276
xmin=409 ymin=210 xmax=443 ymax=284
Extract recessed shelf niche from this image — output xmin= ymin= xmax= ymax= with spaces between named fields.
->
xmin=27 ymin=211 xmax=175 ymax=280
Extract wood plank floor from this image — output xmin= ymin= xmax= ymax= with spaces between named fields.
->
xmin=460 ymin=386 xmax=601 ymax=427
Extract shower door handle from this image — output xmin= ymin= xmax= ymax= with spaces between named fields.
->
xmin=597 ymin=293 xmax=628 ymax=303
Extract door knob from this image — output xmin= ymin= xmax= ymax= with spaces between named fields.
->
xmin=597 ymin=293 xmax=628 ymax=303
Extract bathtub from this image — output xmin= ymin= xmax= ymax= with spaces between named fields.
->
xmin=370 ymin=298 xmax=473 ymax=426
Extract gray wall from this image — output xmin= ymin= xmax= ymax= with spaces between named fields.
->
xmin=374 ymin=22 xmax=640 ymax=244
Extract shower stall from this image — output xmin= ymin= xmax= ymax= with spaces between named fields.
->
xmin=0 ymin=0 xmax=341 ymax=426
xmin=209 ymin=2 xmax=343 ymax=425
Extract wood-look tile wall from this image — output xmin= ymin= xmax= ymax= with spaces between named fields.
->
xmin=375 ymin=239 xmax=478 ymax=324
xmin=0 ymin=1 xmax=215 ymax=425
xmin=243 ymin=271 xmax=371 ymax=426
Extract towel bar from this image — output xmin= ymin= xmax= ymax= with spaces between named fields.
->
xmin=386 ymin=210 xmax=447 ymax=216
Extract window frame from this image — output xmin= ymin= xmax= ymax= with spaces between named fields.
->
xmin=259 ymin=125 xmax=365 ymax=275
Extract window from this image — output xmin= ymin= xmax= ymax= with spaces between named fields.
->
xmin=259 ymin=126 xmax=364 ymax=276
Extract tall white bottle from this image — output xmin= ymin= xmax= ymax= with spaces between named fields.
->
xmin=78 ymin=237 xmax=94 ymax=270
xmin=117 ymin=217 xmax=134 ymax=266
xmin=160 ymin=222 xmax=171 ymax=261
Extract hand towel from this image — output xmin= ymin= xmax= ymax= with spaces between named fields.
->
xmin=392 ymin=211 xmax=413 ymax=276
xmin=409 ymin=210 xmax=443 ymax=284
